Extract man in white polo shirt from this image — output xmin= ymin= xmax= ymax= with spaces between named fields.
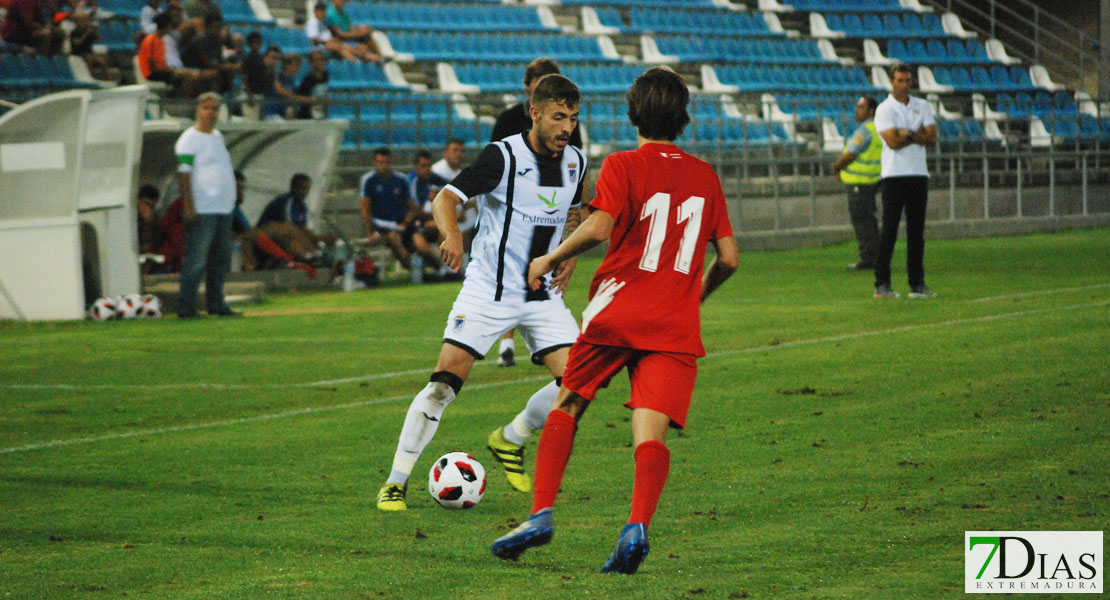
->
xmin=873 ymin=63 xmax=939 ymax=299
xmin=174 ymin=91 xmax=240 ymax=318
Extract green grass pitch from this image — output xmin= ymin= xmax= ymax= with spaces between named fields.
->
xmin=1 ymin=229 xmax=1107 ymax=599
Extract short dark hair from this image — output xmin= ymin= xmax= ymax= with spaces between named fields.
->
xmin=415 ymin=149 xmax=433 ymax=162
xmin=290 ymin=173 xmax=311 ymax=188
xmin=374 ymin=147 xmax=391 ymax=158
xmin=153 ymin=11 xmax=174 ymax=29
xmin=626 ymin=67 xmax=689 ymax=142
xmin=247 ymin=30 xmax=262 ymax=44
xmin=523 ymin=57 xmax=560 ymax=87
xmin=138 ymin=184 xmax=160 ymax=201
xmin=862 ymin=96 xmax=878 ymax=111
xmin=529 ymin=73 xmax=580 ymax=112
xmin=445 ymin=137 xmax=464 ymax=148
xmin=265 ymin=44 xmax=282 ymax=56
xmin=313 ymin=1 xmax=326 ymax=11
xmin=889 ymin=63 xmax=912 ymax=78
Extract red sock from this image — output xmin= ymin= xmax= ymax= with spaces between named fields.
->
xmin=629 ymin=440 xmax=670 ymax=527
xmin=255 ymin=233 xmax=295 ymax=262
xmin=530 ymin=409 xmax=577 ymax=515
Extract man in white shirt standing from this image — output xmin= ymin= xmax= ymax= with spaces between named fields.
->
xmin=873 ymin=63 xmax=939 ymax=299
xmin=174 ymin=92 xmax=241 ymax=318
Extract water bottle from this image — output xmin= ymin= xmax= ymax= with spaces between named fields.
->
xmin=342 ymin=260 xmax=355 ymax=292
xmin=410 ymin=254 xmax=423 ymax=284
xmin=231 ymin=241 xmax=242 ymax=272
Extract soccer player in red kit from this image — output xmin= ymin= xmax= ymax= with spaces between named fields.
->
xmin=491 ymin=67 xmax=739 ymax=574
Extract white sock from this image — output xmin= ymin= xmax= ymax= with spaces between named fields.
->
xmin=499 ymin=337 xmax=515 ymax=354
xmin=386 ymin=381 xmax=456 ymax=486
xmin=503 ymin=379 xmax=559 ymax=445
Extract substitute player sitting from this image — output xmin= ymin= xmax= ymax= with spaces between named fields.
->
xmin=491 ymin=67 xmax=739 ymax=574
xmin=376 ymin=74 xmax=589 ymax=510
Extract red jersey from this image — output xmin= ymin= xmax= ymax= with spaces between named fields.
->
xmin=580 ymin=143 xmax=733 ymax=356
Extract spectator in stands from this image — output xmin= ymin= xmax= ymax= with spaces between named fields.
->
xmin=180 ymin=13 xmax=233 ymax=92
xmin=267 ymin=53 xmax=314 ymax=120
xmin=139 ymin=0 xmax=160 ymax=33
xmin=138 ymin=11 xmax=208 ymax=97
xmin=241 ymin=32 xmax=269 ymax=94
xmin=305 ymin=1 xmax=359 ymax=63
xmin=183 ymin=0 xmax=220 ymax=24
xmin=69 ymin=10 xmax=108 ymax=77
xmin=162 ymin=4 xmax=187 ymax=69
xmin=324 ymin=0 xmax=380 ymax=62
xmin=873 ymin=63 xmax=939 ymax=299
xmin=174 ymin=92 xmax=240 ymax=318
xmin=295 ymin=49 xmax=330 ymax=119
xmin=832 ymin=96 xmax=881 ymax=271
xmin=360 ymin=147 xmax=445 ymax=279
xmin=1 ymin=0 xmax=65 ymax=55
xmin=491 ymin=57 xmax=582 ymax=147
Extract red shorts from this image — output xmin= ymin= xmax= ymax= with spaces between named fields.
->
xmin=562 ymin=341 xmax=698 ymax=429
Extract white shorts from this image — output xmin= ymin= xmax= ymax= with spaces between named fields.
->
xmin=443 ymin=293 xmax=579 ymax=365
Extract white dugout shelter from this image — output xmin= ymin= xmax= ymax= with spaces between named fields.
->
xmin=0 ymin=86 xmax=148 ymax=321
xmin=1 ymin=88 xmax=347 ymax=321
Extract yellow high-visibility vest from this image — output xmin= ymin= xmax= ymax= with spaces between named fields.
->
xmin=839 ymin=120 xmax=882 ymax=186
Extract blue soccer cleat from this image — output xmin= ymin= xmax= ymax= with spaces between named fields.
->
xmin=491 ymin=508 xmax=553 ymax=560
xmin=600 ymin=522 xmax=650 ymax=574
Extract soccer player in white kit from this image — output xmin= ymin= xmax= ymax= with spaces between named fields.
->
xmin=377 ymin=74 xmax=588 ymax=510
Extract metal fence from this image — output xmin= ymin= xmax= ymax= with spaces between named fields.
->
xmin=149 ymin=92 xmax=1110 ymax=233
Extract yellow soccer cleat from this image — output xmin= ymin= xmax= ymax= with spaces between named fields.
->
xmin=487 ymin=427 xmax=532 ymax=493
xmin=376 ymin=483 xmax=407 ymax=511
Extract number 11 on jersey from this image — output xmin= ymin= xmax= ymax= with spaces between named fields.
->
xmin=638 ymin=192 xmax=705 ymax=275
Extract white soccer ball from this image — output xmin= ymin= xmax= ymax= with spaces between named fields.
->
xmin=117 ymin=294 xmax=144 ymax=319
xmin=139 ymin=294 xmax=162 ymax=319
xmin=428 ymin=452 xmax=486 ymax=509
xmin=88 ymin=296 xmax=118 ymax=321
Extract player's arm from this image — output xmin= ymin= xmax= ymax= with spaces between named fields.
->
xmin=176 ymin=172 xmax=196 ymax=223
xmin=912 ymin=123 xmax=938 ymax=146
xmin=432 ymin=187 xmax=466 ymax=271
xmin=831 ymin=151 xmax=857 ymax=173
xmin=546 ymin=204 xmax=582 ymax=294
xmin=528 ymin=208 xmax=614 ymax=291
xmin=878 ymin=127 xmax=915 ymax=150
xmin=701 ymin=235 xmax=739 ymax=304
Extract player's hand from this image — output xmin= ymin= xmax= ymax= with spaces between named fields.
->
xmin=548 ymin=256 xmax=577 ymax=294
xmin=439 ymin=234 xmax=463 ymax=272
xmin=367 ymin=231 xmax=381 ymax=245
xmin=527 ymin=255 xmax=553 ymax=291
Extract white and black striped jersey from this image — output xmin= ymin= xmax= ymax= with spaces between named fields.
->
xmin=444 ymin=133 xmax=587 ymax=304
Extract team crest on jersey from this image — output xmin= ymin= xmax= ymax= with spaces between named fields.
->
xmin=567 ymin=163 xmax=577 ymax=180
xmin=452 ymin=314 xmax=466 ymax=332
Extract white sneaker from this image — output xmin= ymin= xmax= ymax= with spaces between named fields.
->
xmin=908 ymin=285 xmax=936 ymax=298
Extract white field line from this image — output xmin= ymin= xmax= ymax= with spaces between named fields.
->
xmin=967 ymin=283 xmax=1110 ymax=303
xmin=1 ymin=299 xmax=1106 ymax=456
xmin=0 ymin=374 xmax=553 ymax=455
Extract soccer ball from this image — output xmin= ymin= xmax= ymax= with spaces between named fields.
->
xmin=88 ymin=296 xmax=118 ymax=321
xmin=117 ymin=294 xmax=144 ymax=319
xmin=139 ymin=294 xmax=162 ymax=319
xmin=428 ymin=452 xmax=486 ymax=509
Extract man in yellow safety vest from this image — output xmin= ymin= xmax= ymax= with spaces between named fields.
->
xmin=832 ymin=96 xmax=881 ymax=270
